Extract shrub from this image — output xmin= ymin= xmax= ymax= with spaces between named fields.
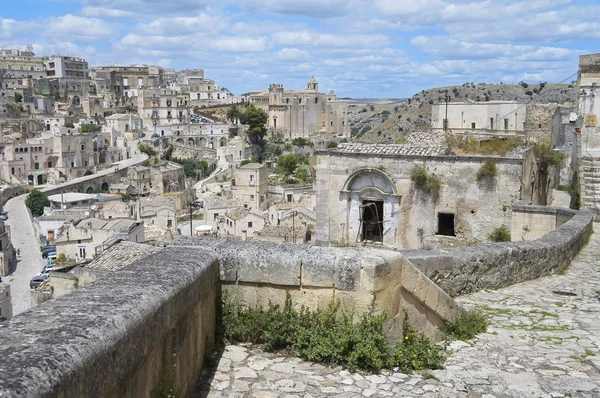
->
xmin=222 ymin=292 xmax=445 ymax=373
xmin=64 ymin=121 xmax=75 ymax=128
xmin=79 ymin=124 xmax=101 ymax=133
xmin=476 ymin=159 xmax=497 ymax=180
xmin=138 ymin=143 xmax=157 ymax=158
xmin=525 ymin=90 xmax=533 ymax=96
xmin=489 ymin=225 xmax=511 ymax=242
xmin=171 ymin=157 xmax=208 ymax=178
xmin=410 ymin=165 xmax=441 ymax=199
xmin=394 ymin=322 xmax=445 ymax=373
xmin=369 ymin=104 xmax=375 ymax=111
xmin=446 ymin=310 xmax=489 ymax=341
xmin=326 ymin=141 xmax=338 ymax=149
xmin=291 ymin=138 xmax=314 ymax=148
xmin=25 ymin=189 xmax=50 ymax=217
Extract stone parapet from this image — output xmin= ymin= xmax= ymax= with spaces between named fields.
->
xmin=402 ymin=204 xmax=593 ymax=295
xmin=0 ymin=246 xmax=220 ymax=397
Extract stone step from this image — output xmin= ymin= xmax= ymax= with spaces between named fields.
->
xmin=583 ymin=177 xmax=600 ymax=184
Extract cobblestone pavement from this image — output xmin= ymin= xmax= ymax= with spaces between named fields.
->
xmin=194 ymin=228 xmax=600 ymax=398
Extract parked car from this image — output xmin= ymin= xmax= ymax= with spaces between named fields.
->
xmin=0 ymin=211 xmax=8 ymax=220
xmin=41 ymin=247 xmax=56 ymax=258
xmin=191 ymin=200 xmax=204 ymax=209
xmin=30 ymin=273 xmax=49 ymax=289
xmin=42 ymin=264 xmax=54 ymax=273
xmin=47 ymin=252 xmax=57 ymax=261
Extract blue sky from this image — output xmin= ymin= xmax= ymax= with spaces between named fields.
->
xmin=1 ymin=0 xmax=598 ymax=97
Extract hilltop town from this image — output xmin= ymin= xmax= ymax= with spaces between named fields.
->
xmin=0 ymin=48 xmax=600 ymax=398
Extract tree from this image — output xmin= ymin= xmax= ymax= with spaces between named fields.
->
xmin=533 ymin=139 xmax=566 ymax=205
xmin=242 ymin=104 xmax=268 ymax=162
xmin=14 ymin=92 xmax=23 ymax=103
xmin=226 ymin=105 xmax=242 ymax=124
xmin=25 ymin=190 xmax=50 ymax=217
xmin=275 ymin=154 xmax=299 ymax=176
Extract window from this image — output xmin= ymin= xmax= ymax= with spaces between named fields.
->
xmin=34 ymin=162 xmax=39 ymax=170
xmin=471 ymin=122 xmax=476 ymax=129
xmin=287 ymin=194 xmax=293 ymax=202
xmin=214 ymin=213 xmax=219 ymax=220
xmin=71 ymin=161 xmax=75 ymax=168
xmin=490 ymin=118 xmax=494 ymax=129
xmin=250 ymin=195 xmax=255 ymax=200
xmin=244 ymin=204 xmax=248 ymax=210
xmin=79 ymin=247 xmax=86 ymax=258
xmin=504 ymin=118 xmax=509 ymax=130
xmin=81 ymin=145 xmax=85 ymax=150
xmin=48 ymin=161 xmax=52 ymax=168
xmin=315 ymin=98 xmax=318 ymax=104
xmin=437 ymin=213 xmax=455 ymax=236
xmin=167 ymin=219 xmax=173 ymax=227
xmin=538 ymin=123 xmax=542 ymax=128
xmin=11 ymin=167 xmax=14 ymax=175
xmin=248 ymin=222 xmax=253 ymax=228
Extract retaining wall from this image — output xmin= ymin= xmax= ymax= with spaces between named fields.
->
xmin=402 ymin=203 xmax=593 ymax=296
xmin=171 ymin=237 xmax=462 ymax=342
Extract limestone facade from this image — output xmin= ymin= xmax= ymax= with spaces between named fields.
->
xmin=232 ymin=163 xmax=268 ymax=211
xmin=249 ymin=77 xmax=349 ymax=140
xmin=316 ymin=143 xmax=535 ymax=249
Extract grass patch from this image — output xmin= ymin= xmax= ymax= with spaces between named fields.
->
xmin=489 ymin=225 xmax=511 ymax=242
xmin=446 ymin=136 xmax=524 ymax=156
xmin=221 ymin=292 xmax=445 ymax=373
xmin=446 ymin=310 xmax=489 ymax=341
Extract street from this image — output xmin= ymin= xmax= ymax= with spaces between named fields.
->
xmin=178 ymin=219 xmax=206 ymax=236
xmin=3 ymin=194 xmax=45 ymax=315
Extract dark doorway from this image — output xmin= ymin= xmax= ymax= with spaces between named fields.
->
xmin=101 ymin=182 xmax=109 ymax=191
xmin=37 ymin=175 xmax=43 ymax=185
xmin=361 ymin=200 xmax=383 ymax=242
xmin=437 ymin=213 xmax=455 ymax=236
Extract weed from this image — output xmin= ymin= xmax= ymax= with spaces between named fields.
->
xmin=476 ymin=159 xmax=498 ymax=181
xmin=423 ymin=373 xmax=440 ymax=381
xmin=221 ymin=293 xmax=445 ymax=373
xmin=446 ymin=310 xmax=489 ymax=341
xmin=489 ymin=225 xmax=511 ymax=242
xmin=410 ymin=164 xmax=441 ymax=200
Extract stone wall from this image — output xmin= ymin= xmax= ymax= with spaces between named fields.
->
xmin=171 ymin=237 xmax=462 ymax=342
xmin=316 ymin=150 xmax=534 ymax=250
xmin=0 ymin=246 xmax=219 ymax=397
xmin=402 ymin=204 xmax=593 ymax=296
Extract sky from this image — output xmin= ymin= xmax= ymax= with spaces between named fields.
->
xmin=0 ymin=0 xmax=598 ymax=98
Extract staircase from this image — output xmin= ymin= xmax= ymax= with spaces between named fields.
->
xmin=580 ymin=156 xmax=600 ymax=219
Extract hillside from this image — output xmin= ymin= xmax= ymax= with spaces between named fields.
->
xmin=349 ymin=83 xmax=577 ymax=143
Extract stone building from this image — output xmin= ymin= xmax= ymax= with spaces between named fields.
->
xmin=55 ymin=218 xmax=145 ymax=260
xmin=127 ymin=161 xmax=185 ymax=196
xmin=137 ymin=88 xmax=190 ymax=127
xmin=221 ymin=209 xmax=266 ymax=240
xmin=106 ymin=113 xmax=143 ymax=140
xmin=0 ymin=48 xmax=45 ymax=73
xmin=0 ymin=221 xmax=14 ymax=277
xmin=232 ymin=163 xmax=268 ymax=211
xmin=431 ymin=101 xmax=559 ymax=140
xmin=315 ymin=143 xmax=536 ymax=249
xmin=90 ymin=65 xmax=164 ymax=107
xmin=249 ymin=77 xmax=349 ymax=140
xmin=0 ymin=283 xmax=12 ymax=320
xmin=577 ymin=53 xmax=600 ymax=217
xmin=216 ymin=136 xmax=252 ymax=169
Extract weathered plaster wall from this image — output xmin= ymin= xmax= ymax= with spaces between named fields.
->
xmin=0 ymin=246 xmax=219 ymax=398
xmin=403 ymin=205 xmax=592 ymax=296
xmin=316 ymin=151 xmax=530 ymax=250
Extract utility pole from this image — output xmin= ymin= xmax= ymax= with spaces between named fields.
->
xmin=291 ymin=211 xmax=297 ymax=243
xmin=444 ymin=91 xmax=450 ymax=132
xmin=189 ymin=189 xmax=193 ymax=236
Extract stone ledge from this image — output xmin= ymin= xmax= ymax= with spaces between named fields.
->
xmin=0 ymin=246 xmax=220 ymax=397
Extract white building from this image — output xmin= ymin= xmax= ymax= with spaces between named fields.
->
xmin=431 ymin=101 xmax=526 ymax=135
xmin=44 ymin=55 xmax=88 ymax=79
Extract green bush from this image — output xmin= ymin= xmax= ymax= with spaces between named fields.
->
xmin=171 ymin=157 xmax=208 ymax=178
xmin=476 ymin=159 xmax=497 ymax=181
xmin=79 ymin=124 xmax=101 ymax=133
xmin=291 ymin=138 xmax=314 ymax=148
xmin=410 ymin=165 xmax=441 ymax=199
xmin=222 ymin=293 xmax=445 ymax=373
xmin=326 ymin=141 xmax=338 ymax=149
xmin=138 ymin=143 xmax=157 ymax=158
xmin=446 ymin=310 xmax=489 ymax=341
xmin=489 ymin=225 xmax=511 ymax=242
xmin=64 ymin=121 xmax=75 ymax=128
xmin=25 ymin=189 xmax=50 ymax=217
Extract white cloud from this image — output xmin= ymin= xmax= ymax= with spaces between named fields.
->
xmin=273 ymin=31 xmax=388 ymax=48
xmin=233 ymin=0 xmax=360 ymax=18
xmin=45 ymin=14 xmax=120 ymax=41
